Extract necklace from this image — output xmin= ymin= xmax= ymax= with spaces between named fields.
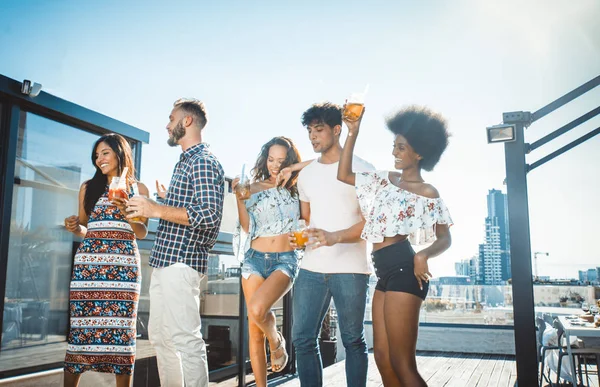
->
xmin=392 ymin=174 xmax=424 ymax=184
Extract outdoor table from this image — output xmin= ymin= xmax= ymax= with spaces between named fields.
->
xmin=556 ymin=315 xmax=600 ymax=384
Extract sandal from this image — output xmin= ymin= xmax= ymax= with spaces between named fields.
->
xmin=270 ymin=331 xmax=289 ymax=372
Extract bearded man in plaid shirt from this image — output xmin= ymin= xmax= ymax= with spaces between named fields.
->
xmin=127 ymin=98 xmax=224 ymax=387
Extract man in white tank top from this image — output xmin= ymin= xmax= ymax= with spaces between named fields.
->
xmin=291 ymin=102 xmax=374 ymax=387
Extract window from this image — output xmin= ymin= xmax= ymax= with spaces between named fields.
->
xmin=202 ymin=253 xmax=242 ymax=372
xmin=0 ymin=112 xmax=100 ymax=371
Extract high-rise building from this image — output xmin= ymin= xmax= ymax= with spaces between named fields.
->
xmin=587 ymin=268 xmax=598 ymax=282
xmin=455 ymin=260 xmax=470 ymax=276
xmin=455 ymin=256 xmax=480 ymax=284
xmin=479 ymin=189 xmax=511 ymax=285
xmin=468 ymin=256 xmax=480 ymax=284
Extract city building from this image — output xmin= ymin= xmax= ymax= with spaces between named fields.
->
xmin=577 ymin=267 xmax=600 ymax=284
xmin=455 ymin=256 xmax=479 ymax=284
xmin=478 ymin=189 xmax=511 ymax=285
xmin=587 ymin=268 xmax=598 ymax=282
xmin=455 ymin=260 xmax=470 ymax=276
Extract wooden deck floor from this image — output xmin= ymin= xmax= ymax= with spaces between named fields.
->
xmin=269 ymin=352 xmax=517 ymax=387
xmin=1 ymin=349 xmax=596 ymax=386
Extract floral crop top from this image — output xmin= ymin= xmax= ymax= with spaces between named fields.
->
xmin=355 ymin=171 xmax=453 ymax=245
xmin=233 ymin=187 xmax=300 ymax=258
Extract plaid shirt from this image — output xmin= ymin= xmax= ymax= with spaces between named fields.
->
xmin=150 ymin=143 xmax=225 ymax=273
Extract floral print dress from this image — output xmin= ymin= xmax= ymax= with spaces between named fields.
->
xmin=64 ymin=187 xmax=141 ymax=375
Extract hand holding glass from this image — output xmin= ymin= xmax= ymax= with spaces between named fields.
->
xmin=128 ymin=182 xmax=147 ymax=223
xmin=108 ymin=177 xmax=128 ymax=201
xmin=292 ymin=219 xmax=309 ymax=248
xmin=235 ymin=164 xmax=251 ymax=200
xmin=343 ymin=85 xmax=369 ymax=122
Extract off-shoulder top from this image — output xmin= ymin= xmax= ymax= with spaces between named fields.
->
xmin=355 ymin=170 xmax=453 ymax=245
xmin=233 ymin=187 xmax=300 ymax=258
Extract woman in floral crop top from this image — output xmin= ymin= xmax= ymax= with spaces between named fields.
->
xmin=338 ymin=105 xmax=452 ymax=387
xmin=232 ymin=136 xmax=302 ymax=386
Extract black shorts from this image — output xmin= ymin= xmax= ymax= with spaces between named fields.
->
xmin=371 ymin=239 xmax=429 ymax=300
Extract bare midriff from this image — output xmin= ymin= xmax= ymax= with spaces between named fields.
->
xmin=372 ymin=235 xmax=409 ymax=252
xmin=251 ymin=234 xmax=294 ymax=253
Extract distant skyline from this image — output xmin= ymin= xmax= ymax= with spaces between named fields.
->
xmin=1 ymin=0 xmax=599 ymax=278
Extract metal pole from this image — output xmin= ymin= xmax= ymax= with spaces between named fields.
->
xmin=531 ymin=75 xmax=600 ymax=123
xmin=504 ymin=122 xmax=538 ymax=387
xmin=528 ymin=106 xmax=600 ymax=152
xmin=528 ymin=126 xmax=600 ymax=172
xmin=0 ymin=105 xmax=20 ymax=350
xmin=283 ymin=289 xmax=295 ymax=374
xmin=237 ymin=280 xmax=247 ymax=386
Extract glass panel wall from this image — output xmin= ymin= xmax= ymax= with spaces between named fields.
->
xmin=365 ymin=278 xmax=515 ymax=326
xmin=0 ymin=111 xmax=119 ymax=372
xmin=202 ymin=253 xmax=241 ymax=372
xmin=421 ymin=283 xmax=514 ymax=325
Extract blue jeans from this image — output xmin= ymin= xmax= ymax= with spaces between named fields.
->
xmin=292 ymin=269 xmax=369 ymax=387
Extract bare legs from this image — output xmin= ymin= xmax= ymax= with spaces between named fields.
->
xmin=115 ymin=374 xmax=132 ymax=387
xmin=63 ymin=371 xmax=81 ymax=387
xmin=242 ymin=271 xmax=292 ymax=387
xmin=372 ymin=290 xmax=401 ymax=387
xmin=372 ymin=289 xmax=427 ymax=387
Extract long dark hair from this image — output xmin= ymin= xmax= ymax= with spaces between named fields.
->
xmin=251 ymin=136 xmax=301 ymax=197
xmin=84 ymin=133 xmax=136 ymax=215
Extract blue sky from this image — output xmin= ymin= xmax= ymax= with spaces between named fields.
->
xmin=1 ymin=0 xmax=599 ymax=278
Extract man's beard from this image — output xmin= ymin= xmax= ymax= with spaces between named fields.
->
xmin=167 ymin=120 xmax=186 ymax=147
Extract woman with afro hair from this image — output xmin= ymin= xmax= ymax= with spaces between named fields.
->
xmin=338 ymin=105 xmax=453 ymax=386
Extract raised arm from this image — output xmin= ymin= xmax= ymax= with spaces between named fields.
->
xmin=337 ymin=106 xmax=365 ymax=186
xmin=277 ymin=159 xmax=314 ymax=187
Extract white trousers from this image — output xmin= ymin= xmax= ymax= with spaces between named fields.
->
xmin=148 ymin=263 xmax=208 ymax=387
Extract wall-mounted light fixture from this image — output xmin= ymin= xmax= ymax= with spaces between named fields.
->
xmin=486 ymin=123 xmax=516 ymax=144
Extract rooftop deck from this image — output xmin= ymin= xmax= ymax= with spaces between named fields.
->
xmin=213 ymin=352 xmax=518 ymax=387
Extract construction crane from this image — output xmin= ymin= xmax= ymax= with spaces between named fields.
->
xmin=533 ymin=252 xmax=549 ymax=281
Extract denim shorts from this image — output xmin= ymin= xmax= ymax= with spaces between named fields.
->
xmin=242 ymin=248 xmax=300 ymax=281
